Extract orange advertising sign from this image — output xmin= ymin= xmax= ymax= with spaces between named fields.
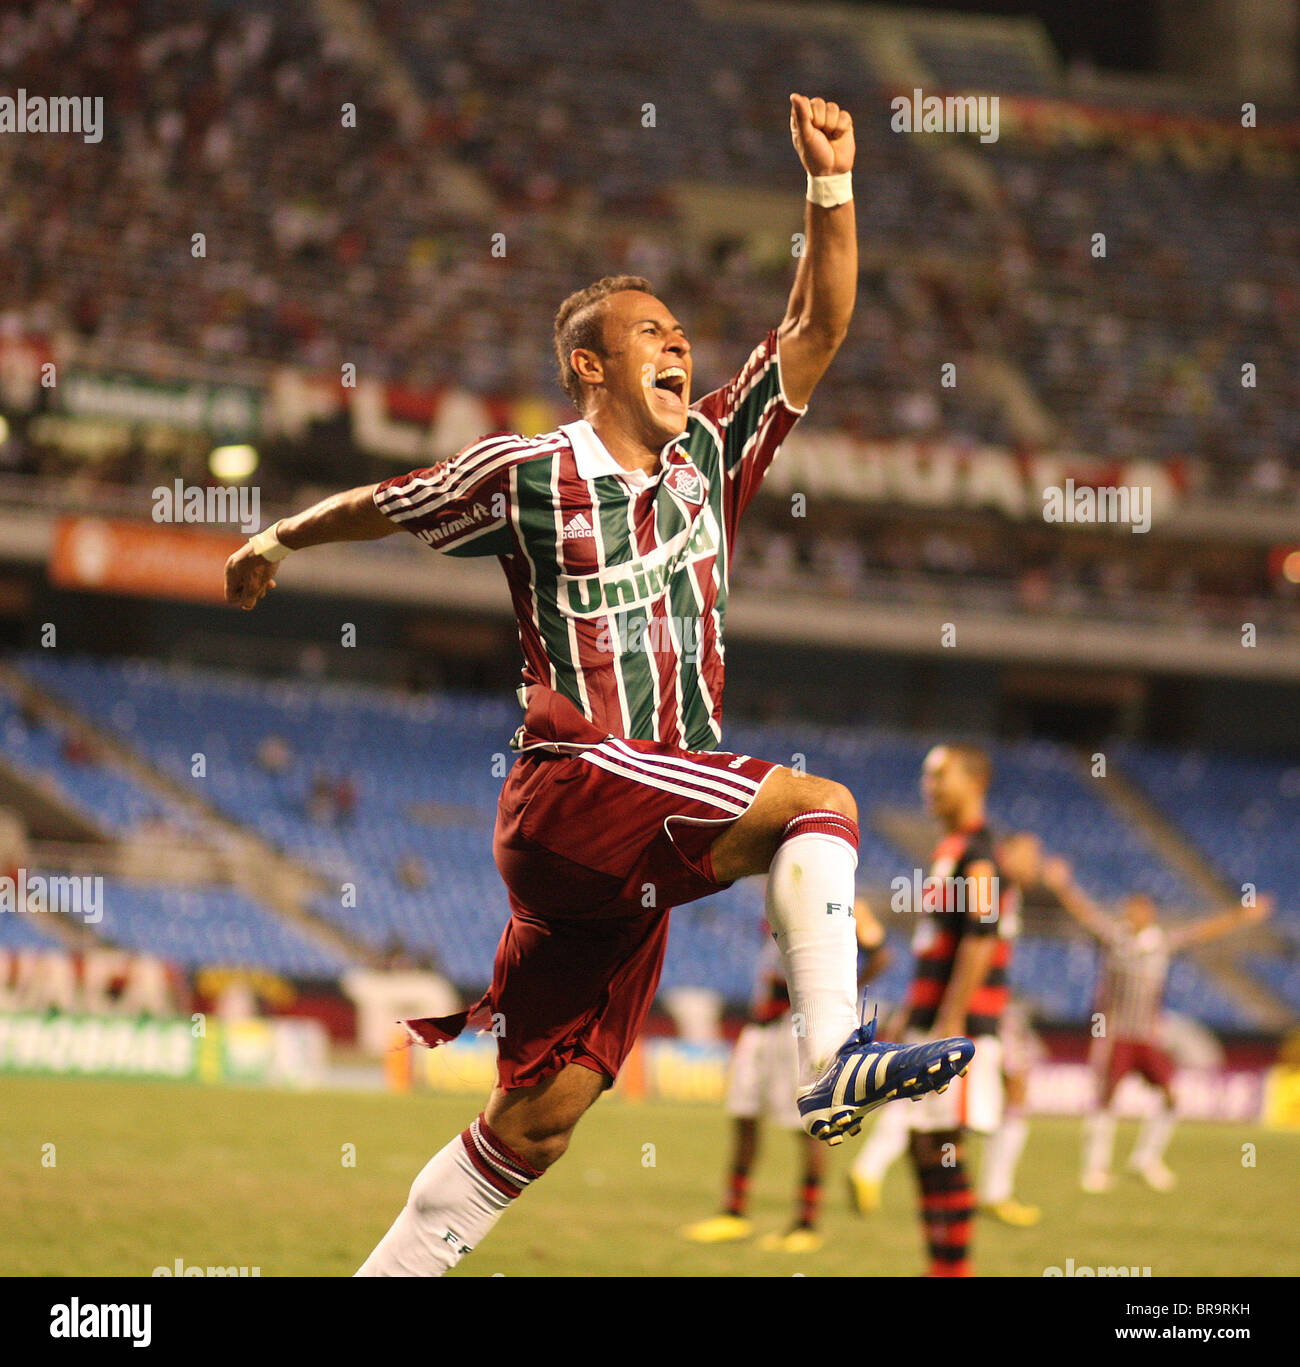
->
xmin=49 ymin=518 xmax=244 ymax=604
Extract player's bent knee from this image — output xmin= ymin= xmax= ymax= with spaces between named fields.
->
xmin=775 ymin=772 xmax=856 ymax=824
xmin=800 ymin=778 xmax=856 ymax=822
xmin=526 ymin=1127 xmax=577 ymax=1170
xmin=759 ymin=770 xmax=857 ymax=826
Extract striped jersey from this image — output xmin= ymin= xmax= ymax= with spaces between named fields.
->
xmin=750 ymin=929 xmax=792 ymax=1025
xmin=750 ymin=913 xmax=886 ymax=1025
xmin=906 ymin=825 xmax=1015 ymax=1037
xmin=1094 ymin=924 xmax=1171 ymax=1041
xmin=374 ymin=331 xmax=803 ymax=751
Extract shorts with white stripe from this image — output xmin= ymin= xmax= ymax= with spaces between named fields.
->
xmin=477 ymin=730 xmax=779 ymax=1089
xmin=495 ymin=732 xmax=778 ymax=919
xmin=902 ymin=1033 xmax=1003 ymax=1135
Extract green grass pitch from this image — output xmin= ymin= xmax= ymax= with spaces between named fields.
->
xmin=3 ymin=1075 xmax=1297 ymax=1277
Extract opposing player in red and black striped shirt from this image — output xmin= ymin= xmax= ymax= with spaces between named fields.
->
xmin=902 ymin=743 xmax=1012 ymax=1277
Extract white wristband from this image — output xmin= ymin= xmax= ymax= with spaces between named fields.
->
xmin=806 ymin=171 xmax=852 ymax=208
xmin=248 ymin=522 xmax=291 ymax=562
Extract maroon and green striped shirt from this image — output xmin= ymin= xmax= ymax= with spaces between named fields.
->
xmin=374 ymin=331 xmax=803 ymax=751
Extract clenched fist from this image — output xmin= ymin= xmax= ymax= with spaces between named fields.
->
xmin=790 ymin=92 xmax=855 ymax=177
xmin=225 ymin=542 xmax=278 ymax=610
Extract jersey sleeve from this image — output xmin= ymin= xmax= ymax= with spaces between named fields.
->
xmin=373 ymin=433 xmax=520 ymax=558
xmin=690 ymin=329 xmax=806 ymax=523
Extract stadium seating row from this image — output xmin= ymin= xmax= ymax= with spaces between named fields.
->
xmin=1 ymin=654 xmax=1273 ymax=1028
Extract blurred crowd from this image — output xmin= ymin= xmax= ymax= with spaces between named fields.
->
xmin=0 ymin=0 xmax=1298 ymax=533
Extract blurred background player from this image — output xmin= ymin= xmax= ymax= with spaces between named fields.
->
xmin=976 ymin=831 xmax=1045 ymax=1227
xmin=683 ymin=898 xmax=890 ymax=1253
xmin=1043 ymin=858 xmax=1273 ymax=1194
xmin=900 ymin=744 xmax=1011 ymax=1277
xmin=848 ymin=826 xmax=1041 ymax=1229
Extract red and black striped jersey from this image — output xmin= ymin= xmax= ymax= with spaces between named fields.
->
xmin=905 ymin=824 xmax=1016 ymax=1037
xmin=749 ymin=930 xmax=791 ymax=1025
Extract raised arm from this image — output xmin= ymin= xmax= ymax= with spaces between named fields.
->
xmin=855 ymin=894 xmax=892 ymax=984
xmin=1168 ymin=894 xmax=1273 ymax=951
xmin=776 ymin=93 xmax=857 ymax=411
xmin=1041 ymin=856 xmax=1115 ymax=942
xmin=224 ymin=484 xmax=397 ymax=610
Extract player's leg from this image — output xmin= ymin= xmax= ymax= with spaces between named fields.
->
xmin=1082 ymin=1044 xmax=1125 ymax=1193
xmin=755 ymin=1015 xmax=825 ymax=1251
xmin=1127 ymin=1052 xmax=1177 ymax=1191
xmin=361 ymin=829 xmax=668 ymax=1278
xmin=680 ymin=1104 xmax=762 ymax=1243
xmin=979 ymin=1070 xmax=1040 ymax=1225
xmin=727 ymin=1118 xmax=762 ymax=1218
xmin=710 ymin=769 xmax=861 ymax=1083
xmin=484 ymin=1058 xmax=609 ymax=1168
xmin=794 ymin=1135 xmax=826 ymax=1235
xmin=710 ymin=768 xmax=973 ymax=1140
xmin=356 ymin=1062 xmax=604 ymax=1277
xmin=848 ymin=1098 xmax=911 ymax=1213
xmin=909 ymin=1128 xmax=974 ymax=1278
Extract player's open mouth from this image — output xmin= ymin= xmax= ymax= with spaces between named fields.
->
xmin=651 ymin=366 xmax=687 ymax=411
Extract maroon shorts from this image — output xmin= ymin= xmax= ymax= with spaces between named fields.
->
xmin=1095 ymin=1036 xmax=1175 ymax=1098
xmin=404 ymin=686 xmax=778 ymax=1090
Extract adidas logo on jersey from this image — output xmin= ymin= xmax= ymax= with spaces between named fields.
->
xmin=563 ymin=513 xmax=595 ymax=541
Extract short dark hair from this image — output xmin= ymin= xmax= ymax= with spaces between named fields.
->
xmin=553 ymin=275 xmax=653 ymax=409
xmin=948 ymin=743 xmax=993 ymax=789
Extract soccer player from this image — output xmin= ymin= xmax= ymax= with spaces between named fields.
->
xmin=1042 ymin=858 xmax=1272 ymax=1193
xmin=848 ymin=828 xmax=1040 ymax=1227
xmin=977 ymin=831 xmax=1044 ymax=1227
xmin=682 ymin=898 xmax=890 ymax=1253
xmin=899 ymin=744 xmax=1012 ymax=1277
xmin=225 ymin=94 xmax=973 ymax=1277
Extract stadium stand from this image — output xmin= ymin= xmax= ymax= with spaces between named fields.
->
xmin=3 ymin=653 xmax=1269 ymax=1027
xmin=1115 ymin=743 xmax=1300 ymax=934
xmin=2 ymin=0 xmax=1297 ymax=492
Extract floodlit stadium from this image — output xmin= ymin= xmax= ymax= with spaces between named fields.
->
xmin=1 ymin=0 xmax=1298 ymax=1317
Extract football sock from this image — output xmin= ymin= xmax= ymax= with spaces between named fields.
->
xmin=355 ymin=1114 xmax=539 ymax=1276
xmin=764 ymin=811 xmax=861 ymax=1086
xmin=915 ymin=1144 xmax=973 ymax=1277
xmin=796 ymin=1168 xmax=823 ymax=1229
xmin=851 ymin=1099 xmax=911 ymax=1181
xmin=1084 ymin=1108 xmax=1118 ymax=1177
xmin=1133 ymin=1103 xmax=1176 ymax=1165
xmin=725 ymin=1163 xmax=751 ymax=1217
xmin=979 ymin=1111 xmax=1030 ymax=1204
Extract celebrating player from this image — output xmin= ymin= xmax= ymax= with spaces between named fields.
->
xmin=682 ymin=898 xmax=890 ymax=1253
xmin=1042 ymin=858 xmax=1272 ymax=1193
xmin=226 ymin=94 xmax=973 ymax=1277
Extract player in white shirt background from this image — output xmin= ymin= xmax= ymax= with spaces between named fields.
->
xmin=1043 ymin=857 xmax=1273 ymax=1194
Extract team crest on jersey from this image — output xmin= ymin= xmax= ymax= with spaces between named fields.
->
xmin=663 ymin=459 xmax=705 ymax=507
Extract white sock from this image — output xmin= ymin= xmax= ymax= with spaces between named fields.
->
xmin=1133 ymin=1104 xmax=1176 ymax=1165
xmin=980 ymin=1112 xmax=1029 ymax=1204
xmin=1084 ymin=1109 xmax=1117 ymax=1178
xmin=851 ymin=1097 xmax=911 ymax=1182
xmin=355 ymin=1115 xmax=538 ymax=1277
xmin=764 ymin=812 xmax=861 ymax=1087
